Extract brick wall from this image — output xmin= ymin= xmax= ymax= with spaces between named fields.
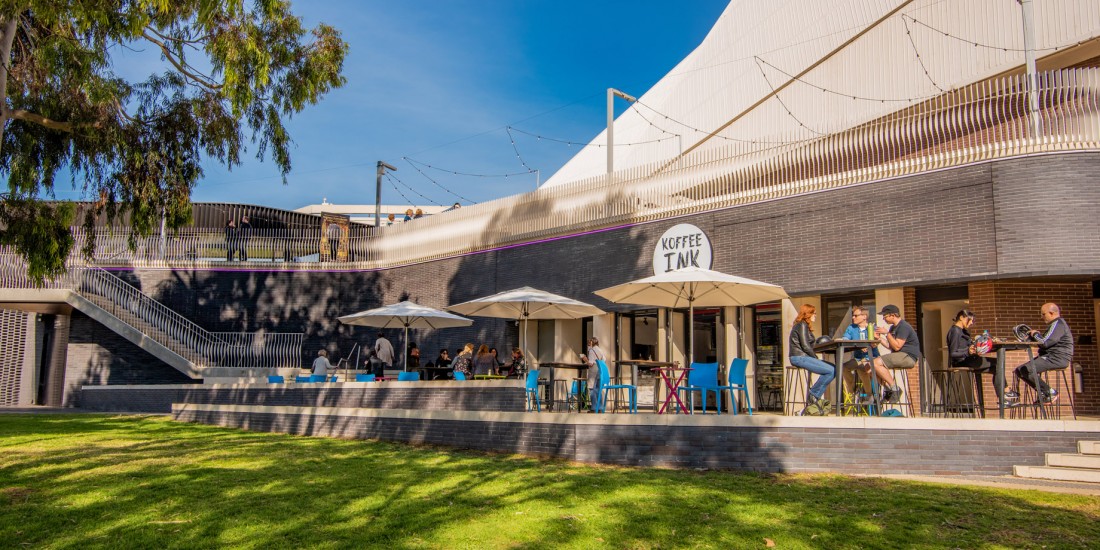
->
xmin=967 ymin=281 xmax=1097 ymax=414
xmin=81 ymin=383 xmax=527 ymax=413
xmin=174 ymin=407 xmax=1097 ymax=476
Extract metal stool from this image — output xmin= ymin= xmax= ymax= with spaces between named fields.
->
xmin=929 ymin=368 xmax=979 ymax=418
xmin=883 ymin=363 xmax=916 ymax=417
xmin=1010 ymin=367 xmax=1075 ymax=420
xmin=784 ymin=365 xmax=812 ymax=416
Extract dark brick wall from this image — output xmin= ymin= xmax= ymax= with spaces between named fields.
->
xmin=65 ymin=311 xmax=196 ymax=406
xmin=81 ymin=383 xmax=527 ymax=413
xmin=174 ymin=407 xmax=1095 ymax=476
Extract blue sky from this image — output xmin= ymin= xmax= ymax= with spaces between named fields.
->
xmin=66 ymin=1 xmax=728 ymax=210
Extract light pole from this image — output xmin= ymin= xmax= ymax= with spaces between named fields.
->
xmin=375 ymin=161 xmax=397 ymax=228
xmin=607 ymin=88 xmax=637 ymax=177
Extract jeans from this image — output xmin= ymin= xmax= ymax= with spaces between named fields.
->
xmin=1015 ymin=356 xmax=1063 ymax=396
xmin=790 ymin=355 xmax=836 ymax=400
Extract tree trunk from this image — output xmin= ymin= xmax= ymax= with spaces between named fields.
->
xmin=0 ymin=15 xmax=18 ymax=158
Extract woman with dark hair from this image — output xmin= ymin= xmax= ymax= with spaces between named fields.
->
xmin=788 ymin=304 xmax=836 ymax=414
xmin=406 ymin=342 xmax=420 ymax=371
xmin=473 ymin=344 xmax=496 ymax=376
xmin=435 ymin=349 xmax=452 ymax=369
xmin=946 ymin=309 xmax=1009 ymax=404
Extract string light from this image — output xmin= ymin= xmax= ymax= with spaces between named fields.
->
xmin=386 ymin=173 xmax=418 ymax=208
xmin=506 ymin=126 xmax=678 ymax=148
xmin=902 ymin=14 xmax=1087 ymax=54
xmin=902 ymin=15 xmax=946 ymax=92
xmin=386 ymin=172 xmax=443 ymax=207
xmin=753 ymin=56 xmax=940 ymax=104
xmin=753 ymin=57 xmax=825 ymax=136
xmin=633 ymin=100 xmax=811 ymax=146
xmin=403 ymin=156 xmax=535 ymax=178
xmin=504 ymin=127 xmax=536 ymax=172
xmin=402 ymin=158 xmax=477 ymax=204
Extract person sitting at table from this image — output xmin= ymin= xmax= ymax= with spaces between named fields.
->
xmin=499 ymin=347 xmax=526 ymax=377
xmin=490 ymin=347 xmax=503 ymax=370
xmin=946 ymin=309 xmax=1007 ymax=405
xmin=406 ymin=342 xmax=421 ymax=371
xmin=841 ymin=305 xmax=879 ymax=400
xmin=473 ymin=344 xmax=497 ymax=376
xmin=435 ymin=349 xmax=452 ymax=369
xmin=872 ymin=305 xmax=918 ymax=404
xmin=1012 ymin=303 xmax=1074 ymax=405
xmin=580 ymin=336 xmax=608 ymax=412
xmin=451 ymin=343 xmax=474 ymax=379
xmin=788 ymin=304 xmax=835 ymax=414
xmin=312 ymin=349 xmax=333 ymax=378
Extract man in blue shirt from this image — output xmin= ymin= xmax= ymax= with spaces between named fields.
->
xmin=842 ymin=305 xmax=880 ymax=399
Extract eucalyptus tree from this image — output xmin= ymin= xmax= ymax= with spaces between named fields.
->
xmin=0 ymin=0 xmax=347 ymax=282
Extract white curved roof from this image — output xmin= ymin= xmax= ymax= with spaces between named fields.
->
xmin=543 ymin=0 xmax=1100 ymax=187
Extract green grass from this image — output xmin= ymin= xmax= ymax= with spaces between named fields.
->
xmin=1 ymin=415 xmax=1098 ymax=549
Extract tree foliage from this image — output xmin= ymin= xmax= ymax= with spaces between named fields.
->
xmin=0 ymin=0 xmax=348 ymax=282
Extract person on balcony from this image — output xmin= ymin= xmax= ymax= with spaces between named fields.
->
xmin=872 ymin=305 xmax=917 ymax=404
xmin=1012 ymin=303 xmax=1073 ymax=405
xmin=473 ymin=344 xmax=496 ymax=376
xmin=406 ymin=342 xmax=420 ymax=371
xmin=238 ymin=215 xmax=252 ymax=261
xmin=580 ymin=337 xmax=608 ymax=412
xmin=842 ymin=305 xmax=879 ymax=402
xmin=788 ymin=304 xmax=835 ymax=414
xmin=451 ymin=343 xmax=474 ymax=379
xmin=434 ymin=349 xmax=452 ymax=369
xmin=224 ymin=219 xmax=237 ymax=262
xmin=500 ymin=347 xmax=526 ymax=378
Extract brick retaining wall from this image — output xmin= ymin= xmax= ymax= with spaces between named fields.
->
xmin=173 ymin=404 xmax=1100 ymax=475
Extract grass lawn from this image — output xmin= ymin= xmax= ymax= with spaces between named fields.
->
xmin=1 ymin=414 xmax=1098 ymax=549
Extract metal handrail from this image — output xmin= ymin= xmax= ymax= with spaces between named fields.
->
xmin=0 ymin=254 xmax=303 ymax=369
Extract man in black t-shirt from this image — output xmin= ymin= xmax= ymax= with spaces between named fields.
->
xmin=1010 ymin=303 xmax=1073 ymax=404
xmin=872 ymin=305 xmax=921 ymax=404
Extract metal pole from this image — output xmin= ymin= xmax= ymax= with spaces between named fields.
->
xmin=606 ymin=88 xmax=637 ymax=179
xmin=1020 ymin=0 xmax=1042 ymax=137
xmin=375 ymin=161 xmax=397 ymax=228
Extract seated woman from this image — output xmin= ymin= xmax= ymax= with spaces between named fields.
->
xmin=406 ymin=342 xmax=421 ymax=371
xmin=451 ymin=343 xmax=474 ymax=379
xmin=788 ymin=304 xmax=836 ymax=415
xmin=473 ymin=344 xmax=496 ymax=376
xmin=946 ymin=309 xmax=1008 ymax=405
xmin=435 ymin=349 xmax=452 ymax=369
xmin=499 ymin=348 xmax=526 ymax=378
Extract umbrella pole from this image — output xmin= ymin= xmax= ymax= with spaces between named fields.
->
xmin=403 ymin=325 xmax=409 ymax=372
xmin=689 ymin=302 xmax=694 ymax=366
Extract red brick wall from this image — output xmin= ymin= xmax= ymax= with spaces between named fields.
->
xmin=903 ymin=288 xmax=921 ymax=409
xmin=967 ymin=281 xmax=1097 ymax=415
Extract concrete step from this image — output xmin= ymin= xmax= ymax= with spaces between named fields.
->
xmin=1046 ymin=453 xmax=1100 ymax=469
xmin=1080 ymin=441 xmax=1100 ymax=455
xmin=1014 ymin=465 xmax=1100 ymax=483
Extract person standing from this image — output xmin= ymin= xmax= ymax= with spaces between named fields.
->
xmin=224 ymin=219 xmax=237 ymax=262
xmin=238 ymin=215 xmax=252 ymax=261
xmin=326 ymin=222 xmax=342 ymax=261
xmin=452 ymin=343 xmax=474 ymax=379
xmin=946 ymin=309 xmax=1006 ymax=405
xmin=580 ymin=337 xmax=608 ymax=412
xmin=1012 ymin=303 xmax=1073 ymax=404
xmin=407 ymin=342 xmax=420 ymax=371
xmin=788 ymin=304 xmax=835 ymax=414
xmin=872 ymin=305 xmax=919 ymax=404
xmin=473 ymin=344 xmax=496 ymax=376
xmin=374 ymin=332 xmax=395 ymax=377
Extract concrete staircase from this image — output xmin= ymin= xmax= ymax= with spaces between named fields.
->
xmin=1014 ymin=441 xmax=1100 ymax=483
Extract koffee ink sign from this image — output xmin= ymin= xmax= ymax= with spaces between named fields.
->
xmin=652 ymin=223 xmax=712 ymax=275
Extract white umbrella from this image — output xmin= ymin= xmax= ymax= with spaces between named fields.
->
xmin=447 ymin=286 xmax=604 ymax=366
xmin=594 ymin=266 xmax=789 ymax=363
xmin=339 ymin=300 xmax=473 ymax=371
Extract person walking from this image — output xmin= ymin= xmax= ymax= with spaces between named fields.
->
xmin=373 ymin=332 xmax=395 ymax=377
xmin=224 ymin=219 xmax=237 ymax=262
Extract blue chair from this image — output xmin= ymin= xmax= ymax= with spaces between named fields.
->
xmin=596 ymin=360 xmax=637 ymax=414
xmin=295 ymin=375 xmax=312 ymax=383
xmin=356 ymin=374 xmax=376 ymax=382
xmin=310 ymin=374 xmax=328 ymax=383
xmin=397 ymin=371 xmax=420 ymax=382
xmin=568 ymin=379 xmax=587 ymax=411
xmin=677 ymin=362 xmax=721 ymax=414
xmin=454 ymin=371 xmax=467 ymax=381
xmin=525 ymin=370 xmax=541 ymax=412
xmin=716 ymin=358 xmax=753 ymax=415
xmin=267 ymin=375 xmax=285 ymax=383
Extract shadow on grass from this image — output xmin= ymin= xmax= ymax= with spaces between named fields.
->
xmin=1 ymin=414 xmax=1098 ymax=549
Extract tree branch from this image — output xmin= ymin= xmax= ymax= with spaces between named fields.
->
xmin=4 ymin=108 xmax=74 ymax=132
xmin=141 ymin=30 xmax=222 ymax=91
